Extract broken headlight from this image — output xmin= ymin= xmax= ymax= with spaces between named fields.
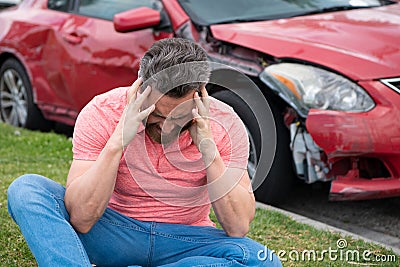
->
xmin=260 ymin=63 xmax=375 ymax=117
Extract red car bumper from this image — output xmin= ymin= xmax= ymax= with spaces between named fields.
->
xmin=306 ymin=80 xmax=400 ymax=201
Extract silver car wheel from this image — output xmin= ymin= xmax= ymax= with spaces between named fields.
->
xmin=0 ymin=68 xmax=28 ymax=126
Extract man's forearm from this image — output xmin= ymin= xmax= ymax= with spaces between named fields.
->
xmin=203 ymin=148 xmax=255 ymax=237
xmin=64 ymin=135 xmax=123 ymax=233
xmin=65 ymin=80 xmax=154 ymax=233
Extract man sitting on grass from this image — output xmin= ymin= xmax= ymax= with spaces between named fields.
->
xmin=8 ymin=38 xmax=281 ymax=267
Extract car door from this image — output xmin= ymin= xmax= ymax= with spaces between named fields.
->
xmin=42 ymin=0 xmax=172 ymax=120
xmin=25 ymin=0 xmax=76 ymax=119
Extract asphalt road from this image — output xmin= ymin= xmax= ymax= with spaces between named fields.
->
xmin=276 ymin=182 xmax=400 ymax=252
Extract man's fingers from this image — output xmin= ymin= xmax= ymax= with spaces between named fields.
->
xmin=194 ymin=92 xmax=207 ymax=116
xmin=131 ymin=77 xmax=143 ymax=90
xmin=201 ymin=87 xmax=210 ymax=110
xmin=138 ymin=104 xmax=155 ymax=120
xmin=134 ymin=85 xmax=152 ymax=109
xmin=192 ymin=107 xmax=209 ymax=129
xmin=128 ymin=77 xmax=143 ymax=102
xmin=192 ymin=108 xmax=201 ymax=120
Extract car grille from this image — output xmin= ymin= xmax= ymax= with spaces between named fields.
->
xmin=381 ymin=77 xmax=400 ymax=94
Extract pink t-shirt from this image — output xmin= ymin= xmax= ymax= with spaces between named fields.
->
xmin=72 ymin=87 xmax=249 ymax=227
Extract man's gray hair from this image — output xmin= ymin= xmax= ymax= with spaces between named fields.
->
xmin=139 ymin=38 xmax=210 ymax=98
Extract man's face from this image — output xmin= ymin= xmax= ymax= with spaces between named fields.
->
xmin=143 ymin=89 xmax=196 ymax=144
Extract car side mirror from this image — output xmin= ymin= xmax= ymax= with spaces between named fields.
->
xmin=113 ymin=7 xmax=161 ymax=32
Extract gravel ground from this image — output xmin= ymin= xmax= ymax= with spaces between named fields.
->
xmin=276 ymin=182 xmax=400 ymax=249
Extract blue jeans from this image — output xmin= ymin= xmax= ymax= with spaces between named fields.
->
xmin=7 ymin=174 xmax=281 ymax=267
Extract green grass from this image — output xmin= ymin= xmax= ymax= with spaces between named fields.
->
xmin=0 ymin=123 xmax=72 ymax=266
xmin=0 ymin=122 xmax=399 ymax=266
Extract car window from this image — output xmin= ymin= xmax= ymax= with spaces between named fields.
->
xmin=48 ymin=0 xmax=71 ymax=12
xmin=77 ymin=0 xmax=155 ymax=21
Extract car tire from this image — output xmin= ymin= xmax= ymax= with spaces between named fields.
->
xmin=211 ymin=89 xmax=294 ymax=205
xmin=0 ymin=58 xmax=52 ymax=130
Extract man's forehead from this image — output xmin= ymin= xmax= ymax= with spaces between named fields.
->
xmin=150 ymin=91 xmax=195 ymax=115
xmin=148 ymin=87 xmax=195 ymax=99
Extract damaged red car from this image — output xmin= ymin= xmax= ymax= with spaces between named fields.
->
xmin=1 ymin=0 xmax=400 ymax=204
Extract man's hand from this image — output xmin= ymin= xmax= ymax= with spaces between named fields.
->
xmin=189 ymin=86 xmax=255 ymax=237
xmin=65 ymin=78 xmax=155 ymax=233
xmin=117 ymin=78 xmax=155 ymax=148
xmin=189 ymin=87 xmax=216 ymax=163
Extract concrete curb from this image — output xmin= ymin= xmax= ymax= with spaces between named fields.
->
xmin=256 ymin=202 xmax=400 ymax=256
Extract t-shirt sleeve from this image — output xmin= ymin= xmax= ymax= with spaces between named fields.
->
xmin=216 ymin=111 xmax=249 ymax=170
xmin=72 ymin=97 xmax=112 ymax=161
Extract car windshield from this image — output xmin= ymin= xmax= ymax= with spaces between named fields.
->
xmin=178 ymin=0 xmax=395 ymax=25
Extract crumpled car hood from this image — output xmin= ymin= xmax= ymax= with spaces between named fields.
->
xmin=210 ymin=5 xmax=400 ymax=80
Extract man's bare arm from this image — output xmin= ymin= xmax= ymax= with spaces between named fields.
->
xmin=202 ymin=144 xmax=255 ymax=237
xmin=64 ymin=79 xmax=154 ymax=233
xmin=64 ymin=139 xmax=123 ymax=233
xmin=190 ymin=87 xmax=255 ymax=237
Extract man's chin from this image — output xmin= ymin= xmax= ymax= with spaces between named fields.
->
xmin=146 ymin=130 xmax=161 ymax=144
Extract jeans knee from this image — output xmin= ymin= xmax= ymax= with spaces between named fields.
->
xmin=237 ymin=238 xmax=282 ymax=267
xmin=9 ymin=173 xmax=46 ymax=196
xmin=7 ymin=174 xmax=64 ymax=217
xmin=8 ymin=175 xmax=41 ymax=210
